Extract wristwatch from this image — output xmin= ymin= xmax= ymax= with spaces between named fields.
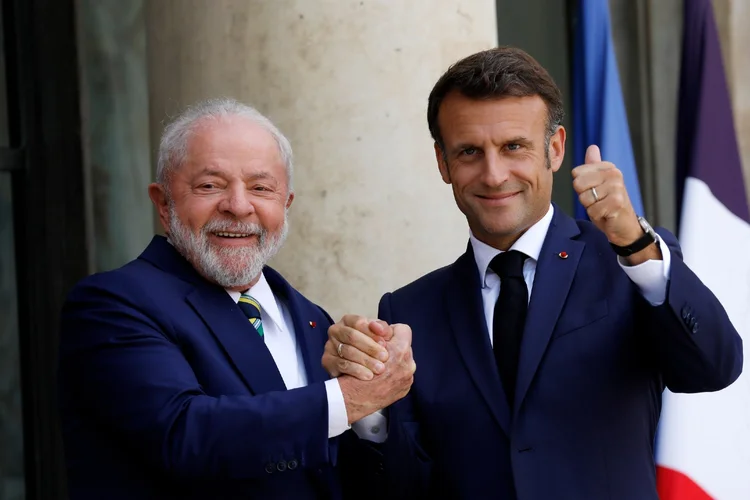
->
xmin=609 ymin=216 xmax=657 ymax=257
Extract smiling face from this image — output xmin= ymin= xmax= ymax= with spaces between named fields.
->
xmin=436 ymin=92 xmax=565 ymax=250
xmin=149 ymin=115 xmax=293 ymax=290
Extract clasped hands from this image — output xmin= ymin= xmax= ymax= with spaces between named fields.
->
xmin=322 ymin=315 xmax=416 ymax=423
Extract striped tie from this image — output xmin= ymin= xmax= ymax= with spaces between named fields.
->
xmin=238 ymin=293 xmax=264 ymax=337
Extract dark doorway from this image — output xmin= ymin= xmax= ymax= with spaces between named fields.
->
xmin=1 ymin=0 xmax=88 ymax=498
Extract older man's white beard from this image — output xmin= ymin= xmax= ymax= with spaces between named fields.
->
xmin=167 ymin=206 xmax=288 ymax=288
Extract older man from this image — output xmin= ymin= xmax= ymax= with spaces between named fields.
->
xmin=57 ymin=98 xmax=414 ymax=499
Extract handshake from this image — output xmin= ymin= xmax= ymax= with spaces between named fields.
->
xmin=322 ymin=315 xmax=416 ymax=425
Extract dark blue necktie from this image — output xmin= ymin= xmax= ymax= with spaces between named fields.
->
xmin=489 ymin=250 xmax=528 ymax=408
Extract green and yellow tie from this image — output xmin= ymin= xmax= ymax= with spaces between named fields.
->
xmin=238 ymin=293 xmax=264 ymax=337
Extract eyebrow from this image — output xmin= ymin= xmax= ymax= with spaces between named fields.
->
xmin=504 ymin=136 xmax=533 ymax=147
xmin=195 ymin=169 xmax=275 ymax=182
xmin=450 ymin=136 xmax=534 ymax=153
xmin=246 ymin=172 xmax=273 ymax=181
xmin=195 ymin=168 xmax=226 ymax=178
xmin=454 ymin=142 xmax=479 ymax=152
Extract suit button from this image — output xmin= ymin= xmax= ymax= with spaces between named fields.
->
xmin=265 ymin=463 xmax=275 ymax=474
xmin=692 ymin=323 xmax=699 ymax=334
xmin=287 ymin=459 xmax=298 ymax=470
xmin=276 ymin=460 xmax=287 ymax=472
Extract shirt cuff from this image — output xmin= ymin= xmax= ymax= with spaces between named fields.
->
xmin=352 ymin=410 xmax=388 ymax=443
xmin=617 ymin=234 xmax=672 ymax=306
xmin=324 ymin=378 xmax=351 ymax=438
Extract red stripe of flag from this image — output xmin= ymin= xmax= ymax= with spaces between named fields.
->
xmin=656 ymin=466 xmax=714 ymax=500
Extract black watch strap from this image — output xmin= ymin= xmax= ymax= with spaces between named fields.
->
xmin=609 ymin=217 xmax=657 ymax=257
xmin=609 ymin=233 xmax=655 ymax=257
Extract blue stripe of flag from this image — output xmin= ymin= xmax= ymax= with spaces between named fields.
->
xmin=572 ymin=0 xmax=644 ymax=219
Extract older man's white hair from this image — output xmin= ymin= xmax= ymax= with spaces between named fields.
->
xmin=156 ymin=97 xmax=294 ymax=191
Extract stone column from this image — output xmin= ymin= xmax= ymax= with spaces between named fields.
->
xmin=145 ymin=0 xmax=497 ymax=318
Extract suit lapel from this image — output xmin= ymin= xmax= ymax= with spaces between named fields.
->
xmin=446 ymin=247 xmax=511 ymax=435
xmin=264 ymin=267 xmax=330 ymax=385
xmin=139 ymin=236 xmax=287 ymax=394
xmin=513 ymin=210 xmax=583 ymax=419
xmin=187 ymin=285 xmax=288 ymax=394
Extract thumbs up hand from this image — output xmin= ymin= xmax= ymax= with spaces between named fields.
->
xmin=571 ymin=145 xmax=645 ymax=252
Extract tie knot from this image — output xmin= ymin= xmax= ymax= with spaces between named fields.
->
xmin=489 ymin=250 xmax=527 ymax=279
xmin=238 ymin=293 xmax=262 ymax=320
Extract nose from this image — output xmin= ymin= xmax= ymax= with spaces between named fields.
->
xmin=481 ymin=149 xmax=511 ymax=188
xmin=217 ymin=184 xmax=255 ymax=218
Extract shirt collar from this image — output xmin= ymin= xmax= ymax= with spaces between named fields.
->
xmin=226 ymin=272 xmax=285 ymax=331
xmin=470 ymin=204 xmax=554 ymax=287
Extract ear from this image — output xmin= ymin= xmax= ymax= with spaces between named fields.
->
xmin=548 ymin=126 xmax=566 ymax=173
xmin=435 ymin=142 xmax=451 ymax=184
xmin=148 ymin=183 xmax=171 ymax=233
xmin=285 ymin=190 xmax=295 ymax=210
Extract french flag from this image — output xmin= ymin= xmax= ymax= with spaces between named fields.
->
xmin=655 ymin=0 xmax=750 ymax=498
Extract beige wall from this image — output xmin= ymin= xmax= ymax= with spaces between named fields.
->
xmin=146 ymin=0 xmax=498 ymax=319
xmin=142 ymin=0 xmax=749 ymax=324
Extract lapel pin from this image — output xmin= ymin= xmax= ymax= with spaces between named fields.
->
xmin=309 ymin=321 xmax=317 ymax=328
xmin=558 ymin=251 xmax=568 ymax=259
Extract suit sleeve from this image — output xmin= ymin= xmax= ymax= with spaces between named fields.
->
xmin=59 ymin=276 xmax=331 ymax=481
xmin=646 ymin=229 xmax=743 ymax=393
xmin=339 ymin=293 xmax=434 ymax=499
xmin=378 ymin=293 xmax=433 ymax=496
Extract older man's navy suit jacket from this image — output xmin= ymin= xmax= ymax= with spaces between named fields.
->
xmin=58 ymin=236 xmax=346 ymax=499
